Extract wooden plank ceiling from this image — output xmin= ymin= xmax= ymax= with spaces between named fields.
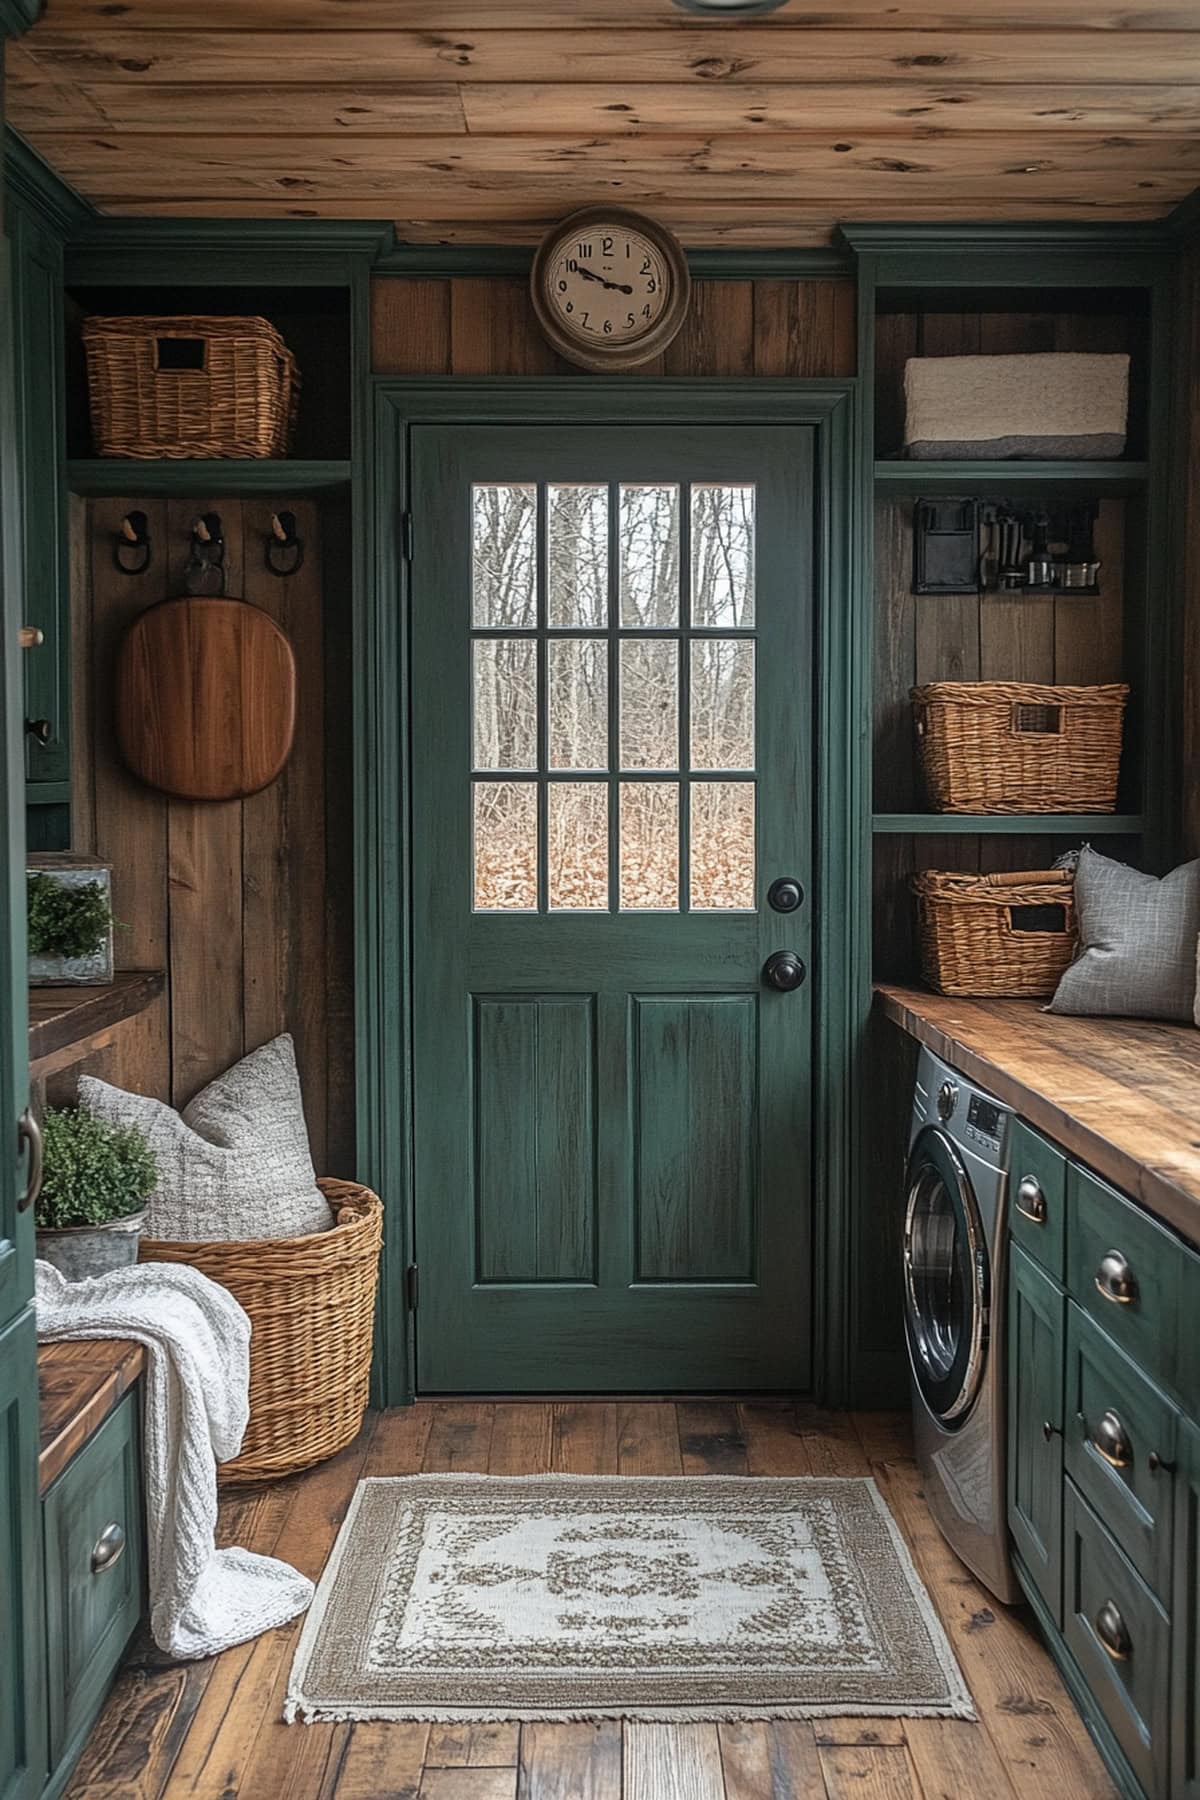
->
xmin=8 ymin=0 xmax=1200 ymax=246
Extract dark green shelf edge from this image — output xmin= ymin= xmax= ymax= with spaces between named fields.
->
xmin=66 ymin=458 xmax=352 ymax=496
xmin=874 ymin=460 xmax=1149 ymax=496
xmin=872 ymin=813 xmax=1144 ymax=835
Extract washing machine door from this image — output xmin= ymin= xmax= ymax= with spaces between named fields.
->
xmin=904 ymin=1125 xmax=989 ymax=1426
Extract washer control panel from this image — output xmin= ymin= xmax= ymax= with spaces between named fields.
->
xmin=964 ymin=1093 xmax=1006 ymax=1157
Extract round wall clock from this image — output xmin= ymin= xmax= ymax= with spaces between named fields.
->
xmin=530 ymin=207 xmax=692 ymax=372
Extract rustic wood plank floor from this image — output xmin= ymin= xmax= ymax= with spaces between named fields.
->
xmin=64 ymin=1403 xmax=1117 ymax=1800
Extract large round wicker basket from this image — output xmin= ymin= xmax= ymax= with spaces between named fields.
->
xmin=139 ymin=1178 xmax=382 ymax=1483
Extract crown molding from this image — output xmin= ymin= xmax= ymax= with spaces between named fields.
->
xmin=5 ymin=131 xmax=93 ymax=238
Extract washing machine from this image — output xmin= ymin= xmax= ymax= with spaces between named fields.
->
xmin=904 ymin=1046 xmax=1021 ymax=1605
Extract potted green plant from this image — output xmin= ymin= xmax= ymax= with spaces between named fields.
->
xmin=27 ymin=854 xmax=115 ymax=986
xmin=35 ymin=1106 xmax=158 ymax=1280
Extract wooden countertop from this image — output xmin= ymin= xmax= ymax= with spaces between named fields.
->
xmin=38 ymin=1339 xmax=145 ymax=1493
xmin=875 ymin=985 xmax=1200 ymax=1248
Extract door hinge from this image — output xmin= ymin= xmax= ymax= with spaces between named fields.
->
xmin=405 ymin=1262 xmax=419 ymax=1310
xmin=401 ymin=512 xmax=414 ymax=563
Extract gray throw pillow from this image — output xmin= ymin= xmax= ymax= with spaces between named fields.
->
xmin=1049 ymin=847 xmax=1200 ymax=1022
xmin=79 ymin=1034 xmax=333 ymax=1242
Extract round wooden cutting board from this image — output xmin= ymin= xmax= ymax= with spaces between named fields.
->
xmin=115 ymin=596 xmax=297 ymax=801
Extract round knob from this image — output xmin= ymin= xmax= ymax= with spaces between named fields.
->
xmin=1095 ymin=1250 xmax=1136 ymax=1306
xmin=763 ymin=951 xmax=805 ymax=992
xmin=767 ymin=877 xmax=804 ymax=914
xmin=1091 ymin=1409 xmax=1132 ymax=1470
xmin=1095 ymin=1599 xmax=1131 ymax=1662
xmin=936 ymin=1080 xmax=958 ymax=1123
xmin=24 ymin=717 xmax=52 ymax=745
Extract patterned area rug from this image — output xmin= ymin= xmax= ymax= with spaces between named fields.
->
xmin=285 ymin=1474 xmax=973 ymax=1724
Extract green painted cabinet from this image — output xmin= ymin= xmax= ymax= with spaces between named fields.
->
xmin=1174 ymin=1417 xmax=1200 ymax=1800
xmin=1008 ymin=1242 xmax=1065 ymax=1628
xmin=0 ymin=1313 xmax=46 ymax=1800
xmin=1008 ymin=1119 xmax=1200 ymax=1800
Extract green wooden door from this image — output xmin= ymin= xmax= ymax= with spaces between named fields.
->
xmin=411 ymin=425 xmax=814 ymax=1392
xmin=0 ymin=215 xmax=46 ymax=1800
xmin=1007 ymin=1244 xmax=1065 ymax=1626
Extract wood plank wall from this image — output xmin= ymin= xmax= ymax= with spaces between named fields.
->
xmin=1181 ymin=240 xmax=1200 ymax=861
xmin=67 ymin=493 xmax=355 ymax=1178
xmin=370 ymin=275 xmax=857 ymax=378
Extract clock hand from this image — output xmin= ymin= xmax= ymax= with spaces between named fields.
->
xmin=577 ymin=267 xmax=634 ymax=295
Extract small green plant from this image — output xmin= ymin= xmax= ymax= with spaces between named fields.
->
xmin=27 ymin=873 xmax=113 ymax=961
xmin=35 ymin=1107 xmax=158 ymax=1231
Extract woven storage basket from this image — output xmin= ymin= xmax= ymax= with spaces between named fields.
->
xmin=83 ymin=314 xmax=300 ymax=460
xmin=139 ymin=1178 xmax=382 ymax=1482
xmin=913 ymin=867 xmax=1077 ymax=997
xmin=912 ymin=681 xmax=1129 ymax=814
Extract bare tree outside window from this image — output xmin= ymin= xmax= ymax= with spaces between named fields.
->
xmin=470 ymin=482 xmax=756 ymax=912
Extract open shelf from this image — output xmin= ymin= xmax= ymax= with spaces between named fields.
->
xmin=872 ymin=813 xmax=1144 ymax=835
xmin=874 ymin=460 xmax=1148 ymax=496
xmin=29 ymin=969 xmax=165 ymax=1080
xmin=67 ymin=459 xmax=352 ymax=497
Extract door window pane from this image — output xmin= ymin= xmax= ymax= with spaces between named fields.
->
xmin=473 ymin=639 xmax=537 ymax=771
xmin=550 ymin=639 xmax=607 ymax=771
xmin=620 ymin=783 xmax=679 ymax=911
xmin=690 ymin=782 xmax=755 ymax=910
xmin=691 ymin=484 xmax=755 ymax=627
xmin=620 ymin=639 xmax=678 ymax=771
xmin=474 ymin=782 xmax=537 ymax=911
xmin=549 ymin=783 xmax=609 ymax=911
xmin=472 ymin=484 xmax=537 ymax=627
xmin=548 ymin=485 xmax=608 ymax=628
xmin=690 ymin=640 xmax=755 ymax=771
xmin=620 ymin=485 xmax=680 ymax=628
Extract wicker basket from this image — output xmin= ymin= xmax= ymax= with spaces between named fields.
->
xmin=912 ymin=681 xmax=1129 ymax=814
xmin=914 ymin=867 xmax=1078 ymax=997
xmin=83 ymin=314 xmax=300 ymax=460
xmin=139 ymin=1178 xmax=382 ymax=1482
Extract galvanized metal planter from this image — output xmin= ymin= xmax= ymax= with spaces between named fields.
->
xmin=36 ymin=1210 xmax=144 ymax=1281
xmin=27 ymin=853 xmax=114 ymax=986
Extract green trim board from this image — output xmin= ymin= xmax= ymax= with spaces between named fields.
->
xmin=373 ymin=244 xmax=853 ymax=280
xmin=875 ymin=460 xmax=1149 ymax=497
xmin=872 ymin=813 xmax=1145 ymax=835
xmin=66 ymin=460 xmax=352 ymax=498
xmin=364 ymin=377 xmax=862 ymax=1407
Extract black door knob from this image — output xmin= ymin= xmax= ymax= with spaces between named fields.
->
xmin=763 ymin=951 xmax=806 ymax=992
xmin=767 ymin=877 xmax=804 ymax=914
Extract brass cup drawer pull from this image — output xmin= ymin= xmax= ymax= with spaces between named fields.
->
xmin=1091 ymin=1409 xmax=1133 ymax=1470
xmin=1095 ymin=1249 xmax=1136 ymax=1306
xmin=1095 ymin=1598 xmax=1132 ymax=1662
xmin=1015 ymin=1175 xmax=1047 ymax=1225
xmin=91 ymin=1522 xmax=127 ymax=1575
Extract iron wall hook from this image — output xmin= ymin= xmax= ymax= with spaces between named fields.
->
xmin=265 ymin=510 xmax=304 ymax=577
xmin=185 ymin=513 xmax=227 ymax=596
xmin=114 ymin=510 xmax=152 ymax=576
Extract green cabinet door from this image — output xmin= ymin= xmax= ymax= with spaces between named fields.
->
xmin=0 ymin=1312 xmax=46 ymax=1800
xmin=1175 ymin=1415 xmax=1200 ymax=1800
xmin=411 ymin=426 xmax=814 ymax=1392
xmin=1008 ymin=1243 xmax=1066 ymax=1626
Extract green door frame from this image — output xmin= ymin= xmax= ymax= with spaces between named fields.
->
xmin=359 ymin=378 xmax=867 ymax=1407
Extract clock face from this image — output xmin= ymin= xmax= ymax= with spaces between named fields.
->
xmin=532 ymin=209 xmax=690 ymax=369
xmin=547 ymin=223 xmax=671 ymax=350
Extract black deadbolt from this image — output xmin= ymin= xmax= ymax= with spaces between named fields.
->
xmin=763 ymin=951 xmax=806 ymax=992
xmin=768 ymin=877 xmax=804 ymax=914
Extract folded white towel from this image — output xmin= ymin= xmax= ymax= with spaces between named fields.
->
xmin=35 ymin=1258 xmax=313 ymax=1659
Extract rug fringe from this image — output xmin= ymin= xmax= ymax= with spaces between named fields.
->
xmin=285 ymin=1698 xmax=978 ymax=1725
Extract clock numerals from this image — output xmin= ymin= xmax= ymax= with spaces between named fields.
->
xmin=534 ymin=211 xmax=689 ymax=368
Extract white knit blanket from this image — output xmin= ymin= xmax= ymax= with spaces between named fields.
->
xmin=35 ymin=1259 xmax=313 ymax=1660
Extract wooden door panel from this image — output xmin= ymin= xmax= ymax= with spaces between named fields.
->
xmin=411 ymin=424 xmax=813 ymax=1393
xmin=633 ymin=994 xmax=756 ymax=1283
xmin=1007 ymin=1243 xmax=1065 ymax=1626
xmin=475 ymin=995 xmax=597 ymax=1285
xmin=0 ymin=1312 xmax=46 ymax=1800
